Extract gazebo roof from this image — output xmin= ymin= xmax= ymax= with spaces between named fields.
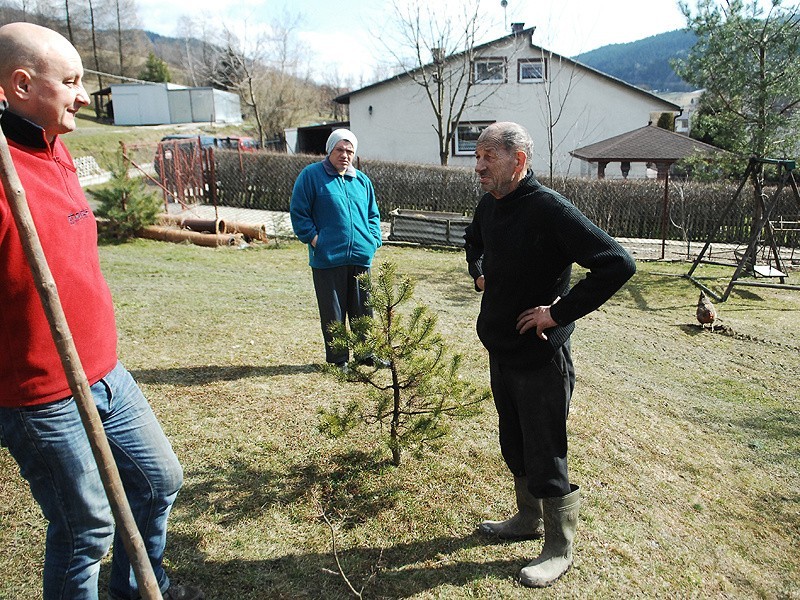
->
xmin=570 ymin=125 xmax=723 ymax=163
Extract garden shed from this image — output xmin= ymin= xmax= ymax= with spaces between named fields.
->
xmin=284 ymin=121 xmax=350 ymax=155
xmin=109 ymin=83 xmax=242 ymax=126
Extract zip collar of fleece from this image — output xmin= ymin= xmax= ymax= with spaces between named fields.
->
xmin=0 ymin=110 xmax=50 ymax=149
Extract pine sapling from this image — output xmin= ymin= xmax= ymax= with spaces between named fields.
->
xmin=319 ymin=262 xmax=490 ymax=466
xmin=93 ymin=156 xmax=161 ymax=242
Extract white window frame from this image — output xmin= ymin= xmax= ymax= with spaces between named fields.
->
xmin=453 ymin=121 xmax=493 ymax=156
xmin=518 ymin=58 xmax=547 ymax=83
xmin=473 ymin=58 xmax=506 ymax=84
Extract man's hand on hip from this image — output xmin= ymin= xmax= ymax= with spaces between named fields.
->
xmin=516 ymin=297 xmax=560 ymax=340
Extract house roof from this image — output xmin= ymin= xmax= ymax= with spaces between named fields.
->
xmin=291 ymin=120 xmax=350 ymax=132
xmin=334 ymin=27 xmax=680 ymax=112
xmin=570 ymin=124 xmax=723 ymax=163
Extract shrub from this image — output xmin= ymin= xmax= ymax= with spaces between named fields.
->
xmin=211 ymin=151 xmax=798 ymax=246
xmin=93 ymin=163 xmax=161 ymax=242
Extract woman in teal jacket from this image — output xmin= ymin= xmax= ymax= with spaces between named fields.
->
xmin=290 ymin=129 xmax=382 ymax=367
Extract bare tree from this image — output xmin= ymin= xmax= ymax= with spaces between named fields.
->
xmin=175 ymin=15 xmax=225 ymax=87
xmin=199 ymin=27 xmax=267 ymax=143
xmin=64 ymin=0 xmax=74 ymax=41
xmin=9 ymin=0 xmax=64 ymax=22
xmin=113 ymin=0 xmax=123 ymax=73
xmin=87 ymin=0 xmax=103 ymax=89
xmin=316 ymin=67 xmax=352 ymax=122
xmin=535 ymin=50 xmax=586 ymax=184
xmin=202 ymin=15 xmax=323 ymax=147
xmin=15 ymin=0 xmax=33 ymax=19
xmin=50 ymin=0 xmax=90 ymax=49
xmin=111 ymin=0 xmax=139 ymax=77
xmin=175 ymin=15 xmax=202 ymax=86
xmin=250 ymin=14 xmax=308 ymax=137
xmin=234 ymin=39 xmax=268 ymax=146
xmin=201 ymin=27 xmax=278 ymax=146
xmin=382 ymin=0 xmax=499 ymax=166
xmin=175 ymin=16 xmax=246 ymax=90
xmin=6 ymin=0 xmax=141 ymax=82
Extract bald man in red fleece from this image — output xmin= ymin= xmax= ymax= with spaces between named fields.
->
xmin=0 ymin=22 xmax=202 ymax=600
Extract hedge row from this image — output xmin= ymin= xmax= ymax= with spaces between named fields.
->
xmin=212 ymin=150 xmax=799 ymax=245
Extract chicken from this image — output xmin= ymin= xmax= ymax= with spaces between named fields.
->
xmin=696 ymin=291 xmax=717 ymax=328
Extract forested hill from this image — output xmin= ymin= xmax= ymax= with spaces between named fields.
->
xmin=574 ymin=29 xmax=698 ymax=92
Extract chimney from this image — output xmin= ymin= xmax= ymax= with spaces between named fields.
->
xmin=511 ymin=22 xmax=525 ymax=35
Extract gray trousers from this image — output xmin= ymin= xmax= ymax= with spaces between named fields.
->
xmin=312 ymin=265 xmax=372 ymax=364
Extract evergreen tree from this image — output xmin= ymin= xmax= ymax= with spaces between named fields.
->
xmin=140 ymin=51 xmax=171 ymax=83
xmin=656 ymin=112 xmax=675 ymax=131
xmin=94 ymin=158 xmax=161 ymax=242
xmin=675 ymin=1 xmax=800 ymax=165
xmin=319 ymin=262 xmax=490 ymax=466
xmin=383 ymin=0 xmax=495 ymax=166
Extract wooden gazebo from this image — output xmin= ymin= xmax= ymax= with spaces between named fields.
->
xmin=570 ymin=124 xmax=722 ymax=180
xmin=571 ymin=125 xmax=723 ymax=257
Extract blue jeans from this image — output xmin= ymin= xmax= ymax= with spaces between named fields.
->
xmin=0 ymin=361 xmax=183 ymax=600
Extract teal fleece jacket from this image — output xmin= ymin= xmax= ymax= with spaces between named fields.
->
xmin=290 ymin=158 xmax=382 ymax=269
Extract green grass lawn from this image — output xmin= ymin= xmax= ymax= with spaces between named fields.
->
xmin=1 ymin=240 xmax=798 ymax=599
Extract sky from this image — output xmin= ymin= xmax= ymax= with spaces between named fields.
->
xmin=134 ymin=0 xmax=691 ymax=83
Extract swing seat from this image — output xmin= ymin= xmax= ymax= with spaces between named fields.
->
xmin=753 ymin=264 xmax=787 ymax=278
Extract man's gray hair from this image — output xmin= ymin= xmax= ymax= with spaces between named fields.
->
xmin=478 ymin=122 xmax=533 ymax=159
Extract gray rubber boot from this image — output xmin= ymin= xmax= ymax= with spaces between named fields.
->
xmin=519 ymin=484 xmax=580 ymax=587
xmin=479 ymin=476 xmax=544 ymax=540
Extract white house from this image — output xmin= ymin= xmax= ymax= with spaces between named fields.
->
xmin=109 ymin=83 xmax=242 ymax=126
xmin=657 ymin=89 xmax=704 ymax=135
xmin=335 ymin=24 xmax=680 ymax=178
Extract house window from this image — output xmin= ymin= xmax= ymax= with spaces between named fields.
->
xmin=518 ymin=58 xmax=546 ymax=83
xmin=454 ymin=121 xmax=493 ymax=156
xmin=473 ymin=58 xmax=506 ymax=83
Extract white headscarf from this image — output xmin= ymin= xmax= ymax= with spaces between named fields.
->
xmin=326 ymin=129 xmax=358 ymax=156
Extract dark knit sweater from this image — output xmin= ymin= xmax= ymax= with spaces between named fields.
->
xmin=464 ymin=171 xmax=636 ymax=367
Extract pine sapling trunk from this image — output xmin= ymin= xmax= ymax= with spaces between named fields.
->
xmin=387 ymin=300 xmax=402 ymax=466
xmin=390 ymin=363 xmax=401 ymax=466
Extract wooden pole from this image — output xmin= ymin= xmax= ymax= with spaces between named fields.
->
xmin=661 ymin=168 xmax=670 ymax=260
xmin=0 ymin=94 xmax=162 ymax=600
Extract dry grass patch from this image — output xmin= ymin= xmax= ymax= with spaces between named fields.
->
xmin=1 ymin=240 xmax=798 ymax=599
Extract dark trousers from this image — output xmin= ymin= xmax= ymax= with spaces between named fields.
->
xmin=489 ymin=340 xmax=575 ymax=498
xmin=312 ymin=265 xmax=372 ymax=364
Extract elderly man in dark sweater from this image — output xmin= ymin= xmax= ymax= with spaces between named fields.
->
xmin=464 ymin=122 xmax=635 ymax=587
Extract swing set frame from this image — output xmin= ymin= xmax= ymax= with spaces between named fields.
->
xmin=686 ymin=156 xmax=800 ymax=302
